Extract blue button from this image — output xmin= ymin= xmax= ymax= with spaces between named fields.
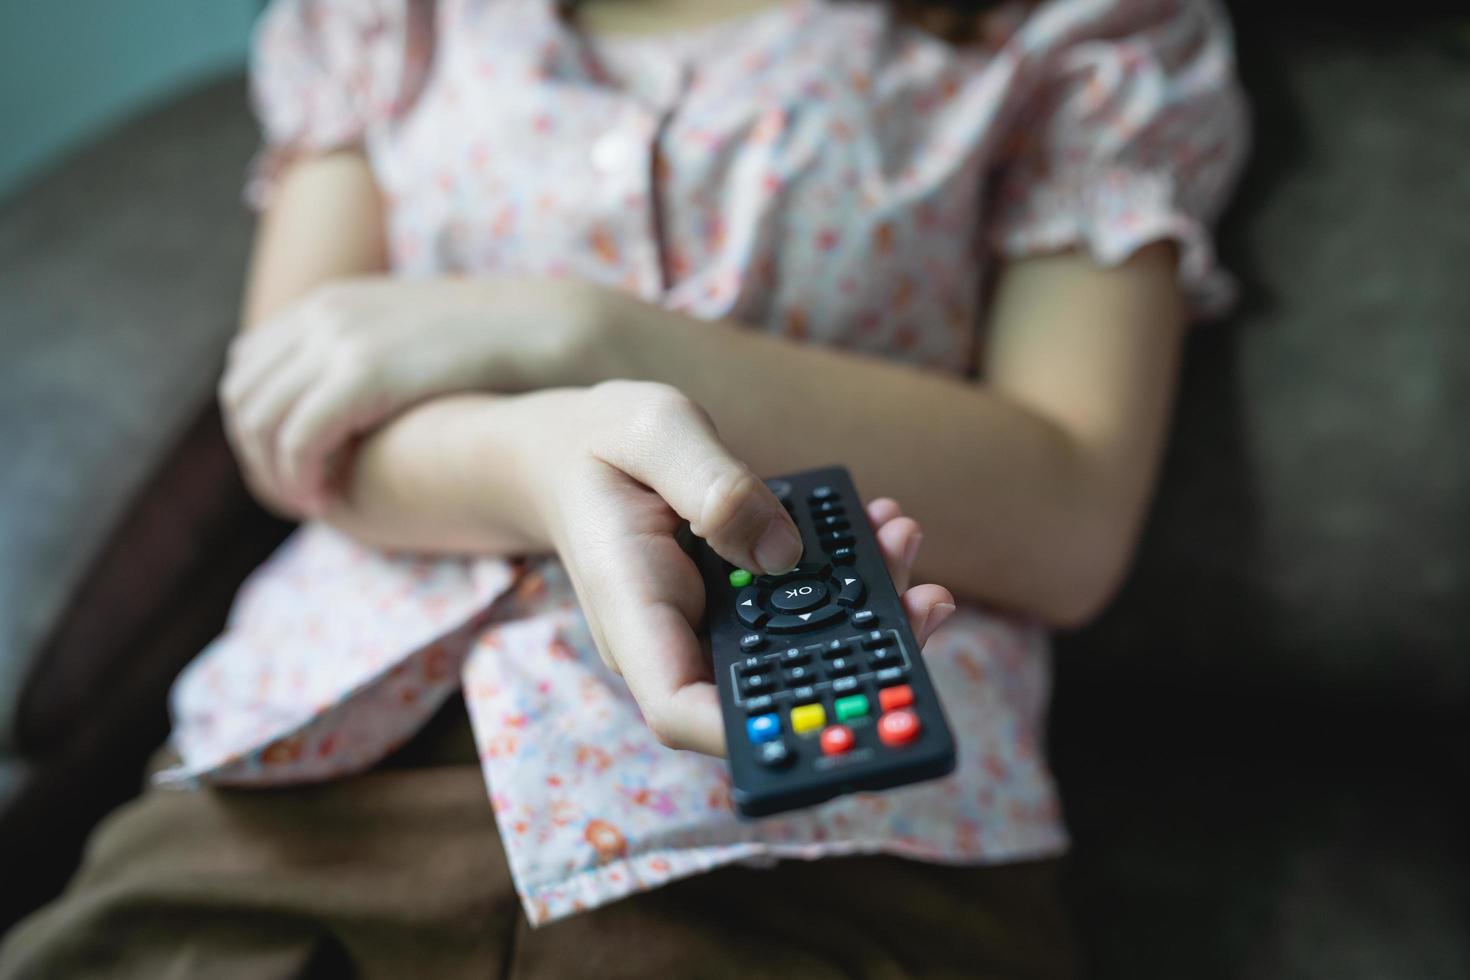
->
xmin=746 ymin=713 xmax=781 ymax=744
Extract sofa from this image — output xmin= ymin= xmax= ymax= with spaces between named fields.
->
xmin=2 ymin=7 xmax=1466 ymax=977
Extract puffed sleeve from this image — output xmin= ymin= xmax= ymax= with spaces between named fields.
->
xmin=245 ymin=0 xmax=435 ymax=209
xmin=986 ymin=0 xmax=1250 ymax=317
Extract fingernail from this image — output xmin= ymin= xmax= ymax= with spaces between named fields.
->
xmin=754 ymin=517 xmax=802 ymax=574
xmin=923 ymin=601 xmax=956 ymax=637
xmin=903 ymin=532 xmax=923 ymax=569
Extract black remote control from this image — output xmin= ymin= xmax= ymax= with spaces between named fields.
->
xmin=693 ymin=465 xmax=957 ymax=818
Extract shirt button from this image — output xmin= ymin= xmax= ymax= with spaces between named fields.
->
xmin=591 ymin=132 xmax=637 ymax=174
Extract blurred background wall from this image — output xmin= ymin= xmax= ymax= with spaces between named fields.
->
xmin=0 ymin=0 xmax=257 ymax=200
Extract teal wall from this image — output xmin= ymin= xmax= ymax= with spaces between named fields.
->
xmin=0 ymin=1 xmax=258 ymax=200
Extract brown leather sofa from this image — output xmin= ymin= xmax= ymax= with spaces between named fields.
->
xmin=2 ymin=9 xmax=1466 ymax=977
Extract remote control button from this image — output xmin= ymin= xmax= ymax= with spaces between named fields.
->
xmin=757 ymin=739 xmax=794 ymax=768
xmin=877 ymin=708 xmax=921 ymax=746
xmin=808 ymin=485 xmax=838 ymax=502
xmin=879 ymin=685 xmax=914 ymax=712
xmin=761 ymin=564 xmax=832 ymax=590
xmin=790 ymin=702 xmax=826 ymax=734
xmin=826 ymin=657 xmax=858 ymax=676
xmin=737 ymin=657 xmax=764 ymax=675
xmin=830 ymin=547 xmax=856 ymax=564
xmin=778 ymin=647 xmax=810 ymax=665
xmin=745 ymin=694 xmax=775 ymax=713
xmin=850 ymin=609 xmax=876 ymax=627
xmin=790 ymin=684 xmax=817 ymax=702
xmin=740 ymin=633 xmax=766 ymax=652
xmin=812 ymin=500 xmax=845 ymax=515
xmin=830 ymin=676 xmax=860 ymax=694
xmin=766 ymin=605 xmax=843 ymax=633
xmin=740 ymin=673 xmax=775 ymax=696
xmin=835 ymin=576 xmax=865 ymax=608
xmin=821 ymin=639 xmax=852 ymax=659
xmin=817 ymin=515 xmax=850 ymax=531
xmin=746 ymin=713 xmax=781 ymax=744
xmin=769 ymin=579 xmax=829 ymax=613
xmin=861 ymin=630 xmax=892 ymax=649
xmin=867 ymin=646 xmax=903 ymax=667
xmin=821 ymin=531 xmax=856 ymax=551
xmin=735 ymin=587 xmax=767 ymax=627
xmin=820 ymin=724 xmax=855 ymax=755
xmin=783 ymin=665 xmax=816 ymax=685
xmin=729 ymin=569 xmax=753 ymax=588
xmin=874 ymin=666 xmax=906 ymax=685
xmin=834 ymin=694 xmax=869 ymax=722
xmin=765 ymin=479 xmax=793 ymax=501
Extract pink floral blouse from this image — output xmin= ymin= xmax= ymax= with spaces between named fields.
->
xmin=160 ymin=0 xmax=1248 ymax=925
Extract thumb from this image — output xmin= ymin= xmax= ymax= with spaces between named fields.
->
xmin=592 ymin=384 xmax=802 ymax=575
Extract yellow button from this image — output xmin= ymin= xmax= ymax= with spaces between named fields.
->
xmin=790 ymin=703 xmax=826 ymax=735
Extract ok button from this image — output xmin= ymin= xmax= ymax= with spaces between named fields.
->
xmin=768 ymin=579 xmax=828 ymax=613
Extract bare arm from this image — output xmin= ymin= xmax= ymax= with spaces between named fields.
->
xmin=232 ymin=151 xmax=547 ymax=554
xmin=582 ymin=244 xmax=1187 ymax=625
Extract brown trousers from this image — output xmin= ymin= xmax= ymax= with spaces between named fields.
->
xmin=0 ymin=698 xmax=1077 ymax=979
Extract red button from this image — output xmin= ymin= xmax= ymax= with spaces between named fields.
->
xmin=877 ymin=709 xmax=921 ymax=746
xmin=878 ymin=684 xmax=914 ymax=712
xmin=820 ymin=724 xmax=855 ymax=756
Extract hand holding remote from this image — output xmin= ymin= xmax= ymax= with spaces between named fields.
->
xmin=515 ymin=382 xmax=956 ymax=757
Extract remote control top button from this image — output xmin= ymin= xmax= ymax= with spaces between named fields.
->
xmin=729 ymin=569 xmax=753 ymax=588
xmin=820 ymin=724 xmax=855 ymax=755
xmin=740 ymin=633 xmax=765 ymax=652
xmin=878 ymin=709 xmax=921 ymax=746
xmin=821 ymin=531 xmax=856 ymax=551
xmin=757 ymin=739 xmax=793 ymax=768
xmin=836 ymin=576 xmax=866 ymax=608
xmin=744 ymin=695 xmax=775 ymax=713
xmin=746 ymin=713 xmax=781 ymax=744
xmin=850 ymin=609 xmax=877 ymax=627
xmin=874 ymin=666 xmax=906 ymax=685
xmin=812 ymin=500 xmax=845 ymax=515
xmin=766 ymin=605 xmax=843 ymax=633
xmin=808 ymin=486 xmax=838 ymax=502
xmin=790 ymin=702 xmax=826 ymax=734
xmin=762 ymin=561 xmax=831 ymax=586
xmin=830 ymin=676 xmax=860 ymax=693
xmin=834 ymin=694 xmax=869 ymax=722
xmin=830 ymin=547 xmax=856 ymax=564
xmin=816 ymin=515 xmax=850 ymax=530
xmin=879 ymin=685 xmax=914 ymax=712
xmin=769 ymin=579 xmax=829 ymax=613
xmin=735 ymin=587 xmax=767 ymax=627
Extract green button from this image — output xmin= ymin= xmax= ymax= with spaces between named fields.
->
xmin=834 ymin=695 xmax=869 ymax=722
xmin=729 ymin=569 xmax=753 ymax=588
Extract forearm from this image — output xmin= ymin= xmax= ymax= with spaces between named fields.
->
xmin=575 ymin=249 xmax=1184 ymax=625
xmin=316 ymin=393 xmax=551 ymax=557
xmin=589 ymin=301 xmax=1090 ymax=615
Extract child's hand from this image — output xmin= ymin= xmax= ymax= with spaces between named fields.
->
xmin=220 ymin=277 xmax=596 ymax=514
xmin=513 ymin=381 xmax=957 ymax=757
